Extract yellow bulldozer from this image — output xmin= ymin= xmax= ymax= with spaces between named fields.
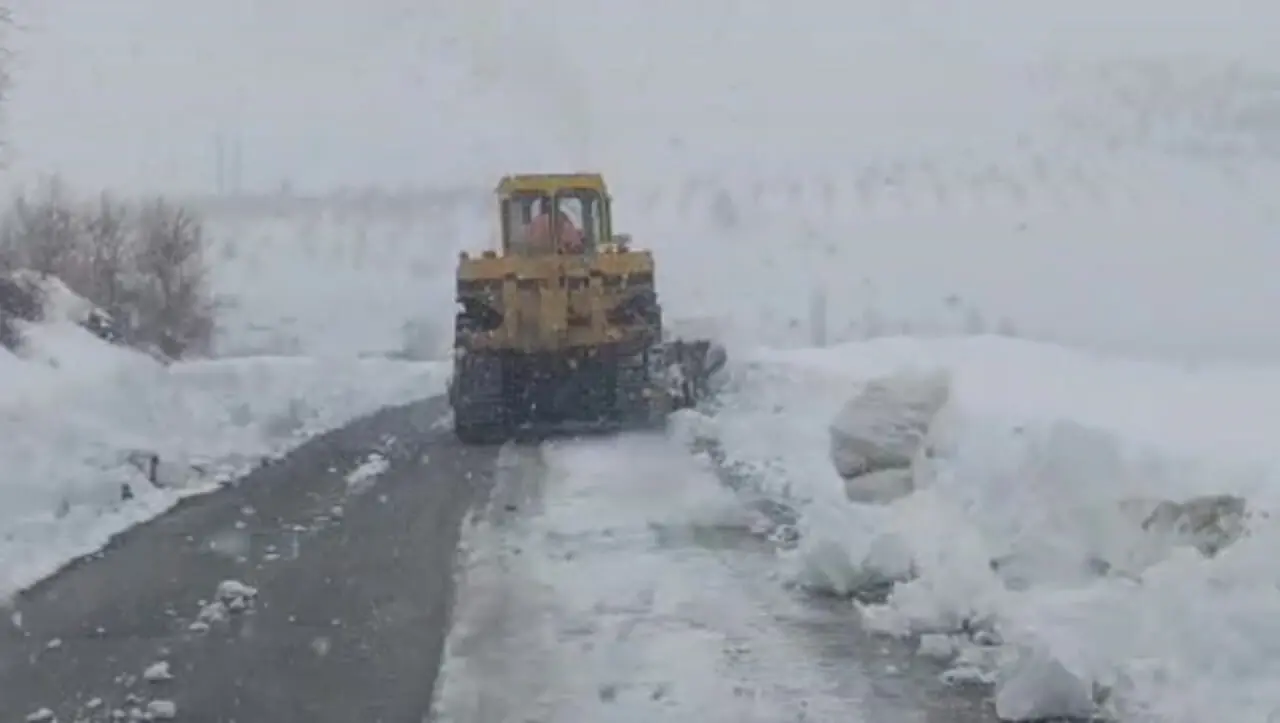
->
xmin=448 ymin=172 xmax=725 ymax=443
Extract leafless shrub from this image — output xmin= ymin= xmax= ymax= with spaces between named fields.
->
xmin=0 ymin=177 xmax=216 ymax=359
xmin=0 ymin=270 xmax=41 ymax=354
xmin=0 ymin=271 xmax=41 ymax=322
xmin=0 ymin=311 xmax=17 ymax=351
xmin=76 ymin=191 xmax=133 ymax=311
xmin=128 ymin=198 xmax=215 ymax=357
xmin=0 ymin=178 xmax=80 ymax=274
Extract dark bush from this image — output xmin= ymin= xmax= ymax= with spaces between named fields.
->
xmin=0 ymin=177 xmax=215 ymax=359
xmin=0 ymin=269 xmax=41 ymax=353
xmin=0 ymin=271 xmax=41 ymax=322
xmin=0 ymin=311 xmax=19 ymax=352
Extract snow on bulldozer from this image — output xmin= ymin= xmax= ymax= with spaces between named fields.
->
xmin=448 ymin=172 xmax=726 ymax=444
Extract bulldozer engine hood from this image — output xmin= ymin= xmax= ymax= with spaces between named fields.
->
xmin=455 ymin=251 xmax=658 ymax=354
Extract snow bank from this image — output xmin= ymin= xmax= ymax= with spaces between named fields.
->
xmin=711 ymin=336 xmax=1280 ymax=722
xmin=0 ymin=288 xmax=449 ymax=599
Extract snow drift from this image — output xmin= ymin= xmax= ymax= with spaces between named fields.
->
xmin=709 ymin=336 xmax=1280 ymax=722
xmin=0 ymin=271 xmax=448 ymax=600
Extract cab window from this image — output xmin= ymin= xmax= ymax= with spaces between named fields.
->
xmin=554 ymin=191 xmax=603 ymax=248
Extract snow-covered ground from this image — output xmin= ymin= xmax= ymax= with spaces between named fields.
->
xmin=701 ymin=337 xmax=1280 ymax=722
xmin=0 ymin=312 xmax=448 ymax=599
xmin=7 ymin=0 xmax=1280 ymax=361
xmin=435 ymin=436 xmax=931 ymax=722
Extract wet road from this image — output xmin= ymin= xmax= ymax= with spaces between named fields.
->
xmin=0 ymin=397 xmax=1000 ymax=723
xmin=0 ymin=397 xmax=496 ymax=723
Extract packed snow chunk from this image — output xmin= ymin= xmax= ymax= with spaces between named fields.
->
xmin=829 ymin=368 xmax=951 ymax=476
xmin=829 ymin=368 xmax=950 ymax=504
xmin=142 ymin=660 xmax=173 ymax=682
xmin=216 ymin=579 xmax=258 ymax=609
xmin=796 ymin=537 xmax=879 ymax=598
xmin=994 ymin=644 xmax=1098 ymax=721
xmin=144 ymin=699 xmax=177 ymax=720
xmin=24 ymin=708 xmax=54 ymax=722
xmin=345 ymin=452 xmax=390 ymax=493
xmin=194 ymin=581 xmax=258 ymax=631
xmin=791 ymin=507 xmax=916 ymax=598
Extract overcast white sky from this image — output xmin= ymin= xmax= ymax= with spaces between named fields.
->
xmin=3 ymin=0 xmax=1276 ymax=195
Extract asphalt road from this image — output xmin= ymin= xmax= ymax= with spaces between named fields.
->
xmin=0 ymin=396 xmax=496 ymax=723
xmin=0 ymin=395 xmax=1018 ymax=723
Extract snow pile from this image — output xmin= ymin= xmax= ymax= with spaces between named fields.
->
xmin=190 ymin=579 xmax=258 ymax=634
xmin=3 ymin=270 xmax=101 ymax=324
xmin=0 ymin=276 xmax=449 ymax=599
xmin=1 ymin=269 xmax=125 ymax=354
xmin=829 ymin=369 xmax=950 ymax=504
xmin=710 ymin=336 xmax=1280 ymax=722
xmin=142 ymin=661 xmax=173 ymax=682
xmin=345 ymin=451 xmax=390 ymax=495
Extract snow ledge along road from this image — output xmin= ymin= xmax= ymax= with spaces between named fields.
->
xmin=431 ymin=431 xmax=997 ymax=723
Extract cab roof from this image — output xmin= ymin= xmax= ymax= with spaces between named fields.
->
xmin=494 ymin=173 xmax=608 ymax=196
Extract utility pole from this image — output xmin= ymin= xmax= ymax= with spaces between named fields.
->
xmin=230 ymin=133 xmax=243 ymax=194
xmin=810 ymin=287 xmax=828 ymax=348
xmin=214 ymin=131 xmax=226 ymax=195
xmin=213 ymin=129 xmax=244 ymax=194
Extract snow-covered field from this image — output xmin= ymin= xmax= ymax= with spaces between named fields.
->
xmin=6 ymin=0 xmax=1280 ymax=720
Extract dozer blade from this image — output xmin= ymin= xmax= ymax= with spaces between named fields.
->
xmin=659 ymin=338 xmax=728 ymax=409
xmin=452 ymin=345 xmax=672 ymax=443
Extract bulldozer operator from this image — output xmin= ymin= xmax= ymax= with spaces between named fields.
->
xmin=520 ymin=208 xmax=585 ymax=255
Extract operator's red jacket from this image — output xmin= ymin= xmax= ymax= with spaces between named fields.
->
xmin=523 ymin=211 xmax=584 ymax=253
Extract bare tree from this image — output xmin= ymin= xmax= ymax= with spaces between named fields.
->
xmin=0 ymin=176 xmax=216 ymax=359
xmin=0 ymin=177 xmax=80 ymax=273
xmin=77 ymin=191 xmax=132 ymax=310
xmin=0 ymin=313 xmax=16 ymax=350
xmin=0 ymin=7 xmax=32 ymax=352
xmin=0 ymin=270 xmax=42 ymax=353
xmin=129 ymin=198 xmax=215 ymax=357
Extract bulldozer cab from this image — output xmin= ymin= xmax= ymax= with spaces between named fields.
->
xmin=497 ymin=174 xmax=611 ymax=256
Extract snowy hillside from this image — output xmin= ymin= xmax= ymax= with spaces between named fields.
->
xmin=0 ymin=279 xmax=448 ymax=597
xmin=6 ymin=0 xmax=1280 ymax=721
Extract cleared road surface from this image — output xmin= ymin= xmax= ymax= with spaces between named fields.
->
xmin=431 ymin=433 xmax=997 ymax=723
xmin=0 ymin=397 xmax=494 ymax=723
xmin=0 ymin=397 xmax=998 ymax=723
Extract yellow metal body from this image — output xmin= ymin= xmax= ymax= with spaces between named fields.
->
xmin=494 ymin=172 xmax=607 ymax=195
xmin=458 ymin=248 xmax=654 ymax=353
xmin=455 ymin=172 xmax=658 ymax=355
